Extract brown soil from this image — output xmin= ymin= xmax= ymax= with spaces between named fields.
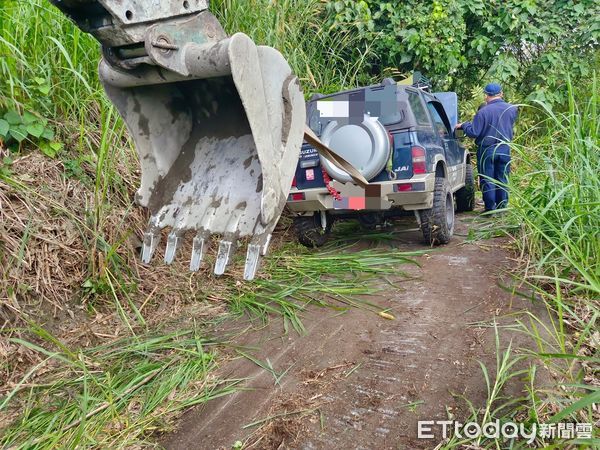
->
xmin=163 ymin=216 xmax=550 ymax=450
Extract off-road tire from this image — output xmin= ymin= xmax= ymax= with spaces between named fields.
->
xmin=419 ymin=177 xmax=455 ymax=245
xmin=294 ymin=215 xmax=332 ymax=248
xmin=455 ymin=162 xmax=475 ymax=212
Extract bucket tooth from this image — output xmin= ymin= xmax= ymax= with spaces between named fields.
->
xmin=243 ymin=231 xmax=273 ymax=280
xmin=244 ymin=244 xmax=262 ymax=281
xmin=213 ymin=204 xmax=245 ymax=276
xmin=190 ymin=232 xmax=209 ymax=272
xmin=214 ymin=238 xmax=236 ymax=276
xmin=164 ymin=231 xmax=183 ymax=265
xmin=141 ymin=230 xmax=160 ymax=264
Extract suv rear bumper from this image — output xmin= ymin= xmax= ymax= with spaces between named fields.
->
xmin=287 ymin=173 xmax=436 ymax=214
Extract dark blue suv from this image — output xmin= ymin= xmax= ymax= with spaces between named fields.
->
xmin=286 ymin=78 xmax=475 ymax=247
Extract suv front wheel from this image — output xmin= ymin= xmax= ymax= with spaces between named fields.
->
xmin=419 ymin=177 xmax=455 ymax=245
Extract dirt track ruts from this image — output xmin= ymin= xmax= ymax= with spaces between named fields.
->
xmin=163 ymin=215 xmax=548 ymax=450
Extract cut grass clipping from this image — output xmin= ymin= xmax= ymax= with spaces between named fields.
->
xmin=226 ymin=242 xmax=423 ymax=333
xmin=1 ymin=329 xmax=239 ymax=449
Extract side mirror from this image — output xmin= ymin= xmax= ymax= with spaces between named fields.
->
xmin=454 ymin=128 xmax=465 ymax=139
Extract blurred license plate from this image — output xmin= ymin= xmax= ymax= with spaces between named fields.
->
xmin=334 ymin=196 xmax=366 ymax=210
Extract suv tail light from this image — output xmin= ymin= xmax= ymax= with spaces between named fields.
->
xmin=411 ymin=146 xmax=426 ymax=174
xmin=291 ymin=176 xmax=297 ymax=188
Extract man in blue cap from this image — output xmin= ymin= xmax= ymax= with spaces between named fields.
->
xmin=455 ymin=83 xmax=518 ymax=212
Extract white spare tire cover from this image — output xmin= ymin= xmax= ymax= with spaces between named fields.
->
xmin=320 ymin=114 xmax=390 ymax=183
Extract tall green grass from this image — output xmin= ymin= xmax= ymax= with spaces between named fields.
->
xmin=1 ymin=328 xmax=239 ymax=449
xmin=0 ymin=0 xmax=106 ymax=137
xmin=0 ymin=0 xmax=137 ymax=293
xmin=509 ymin=77 xmax=599 ymax=296
xmin=493 ymin=77 xmax=599 ymax=444
xmin=0 ymin=2 xmax=142 ymax=223
xmin=438 ymin=77 xmax=599 ymax=449
xmin=211 ymin=0 xmax=375 ymax=94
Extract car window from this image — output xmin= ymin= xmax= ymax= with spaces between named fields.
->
xmin=407 ymin=91 xmax=430 ymax=126
xmin=426 ymin=102 xmax=449 ymax=138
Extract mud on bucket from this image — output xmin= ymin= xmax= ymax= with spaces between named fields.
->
xmin=99 ymin=32 xmax=306 ymax=280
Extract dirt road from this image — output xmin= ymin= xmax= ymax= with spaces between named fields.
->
xmin=163 ymin=215 xmax=547 ymax=449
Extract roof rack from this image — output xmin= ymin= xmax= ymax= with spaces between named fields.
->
xmin=397 ymin=71 xmax=431 ymax=91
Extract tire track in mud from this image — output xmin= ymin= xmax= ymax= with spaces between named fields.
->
xmin=300 ymin=250 xmax=498 ymax=450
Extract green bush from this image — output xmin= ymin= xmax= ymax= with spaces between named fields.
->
xmin=325 ymin=0 xmax=600 ymax=98
xmin=0 ymin=108 xmax=62 ymax=156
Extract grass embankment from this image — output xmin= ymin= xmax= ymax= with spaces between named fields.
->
xmin=506 ymin=81 xmax=599 ymax=437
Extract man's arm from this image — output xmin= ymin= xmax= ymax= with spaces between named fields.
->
xmin=459 ymin=109 xmax=487 ymax=139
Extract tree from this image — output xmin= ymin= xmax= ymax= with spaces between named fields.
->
xmin=325 ymin=0 xmax=599 ymax=100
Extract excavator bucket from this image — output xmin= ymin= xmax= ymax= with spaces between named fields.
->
xmin=50 ymin=1 xmax=306 ymax=279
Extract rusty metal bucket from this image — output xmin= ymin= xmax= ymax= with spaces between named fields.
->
xmin=100 ymin=33 xmax=305 ymax=279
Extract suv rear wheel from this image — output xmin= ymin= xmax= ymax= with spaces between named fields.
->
xmin=419 ymin=177 xmax=454 ymax=245
xmin=294 ymin=214 xmax=332 ymax=248
xmin=455 ymin=162 xmax=475 ymax=212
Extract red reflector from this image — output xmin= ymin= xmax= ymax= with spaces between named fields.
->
xmin=291 ymin=193 xmax=305 ymax=201
xmin=412 ymin=146 xmax=426 ymax=174
xmin=395 ymin=183 xmax=413 ymax=192
xmin=413 ymin=161 xmax=426 ymax=174
xmin=291 ymin=176 xmax=297 ymax=187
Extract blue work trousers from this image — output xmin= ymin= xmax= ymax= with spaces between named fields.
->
xmin=477 ymin=145 xmax=511 ymax=211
